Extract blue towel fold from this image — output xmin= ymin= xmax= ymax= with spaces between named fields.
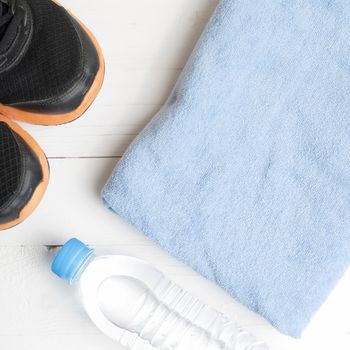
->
xmin=102 ymin=0 xmax=350 ymax=338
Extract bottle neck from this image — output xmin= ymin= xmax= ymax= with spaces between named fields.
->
xmin=70 ymin=252 xmax=95 ymax=284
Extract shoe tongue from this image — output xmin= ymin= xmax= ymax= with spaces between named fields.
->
xmin=0 ymin=2 xmax=12 ymax=41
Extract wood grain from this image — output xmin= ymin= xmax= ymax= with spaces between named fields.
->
xmin=0 ymin=241 xmax=350 ymax=350
xmin=1 ymin=1 xmax=350 ymax=349
xmin=20 ymin=0 xmax=218 ymax=158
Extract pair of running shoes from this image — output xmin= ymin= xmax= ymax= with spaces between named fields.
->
xmin=0 ymin=0 xmax=104 ymax=230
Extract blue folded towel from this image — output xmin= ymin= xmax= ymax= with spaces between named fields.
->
xmin=102 ymin=0 xmax=350 ymax=338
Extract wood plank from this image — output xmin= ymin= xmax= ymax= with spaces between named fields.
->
xmin=0 ymin=157 xmax=349 ymax=349
xmin=0 ymin=244 xmax=349 ymax=350
xmin=0 ymin=336 xmax=121 ymax=350
xmin=0 ymin=245 xmax=270 ymax=342
xmin=2 ymin=1 xmax=350 ymax=348
xmin=17 ymin=0 xmax=219 ymax=158
xmin=0 ymin=158 xmax=149 ymax=245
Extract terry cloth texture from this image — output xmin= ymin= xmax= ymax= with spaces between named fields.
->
xmin=102 ymin=0 xmax=350 ymax=338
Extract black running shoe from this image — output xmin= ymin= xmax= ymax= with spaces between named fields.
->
xmin=0 ymin=116 xmax=49 ymax=230
xmin=0 ymin=0 xmax=104 ymax=125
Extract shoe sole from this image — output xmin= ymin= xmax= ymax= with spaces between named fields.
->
xmin=0 ymin=116 xmax=50 ymax=230
xmin=0 ymin=2 xmax=105 ymax=126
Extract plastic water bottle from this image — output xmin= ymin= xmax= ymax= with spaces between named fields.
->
xmin=51 ymin=238 xmax=269 ymax=350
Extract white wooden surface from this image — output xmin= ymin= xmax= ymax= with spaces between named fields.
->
xmin=1 ymin=1 xmax=350 ymax=349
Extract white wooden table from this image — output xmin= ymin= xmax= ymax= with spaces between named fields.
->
xmin=1 ymin=1 xmax=350 ymax=349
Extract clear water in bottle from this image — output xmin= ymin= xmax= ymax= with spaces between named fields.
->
xmin=51 ymin=238 xmax=269 ymax=350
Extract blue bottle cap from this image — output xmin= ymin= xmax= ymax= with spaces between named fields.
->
xmin=51 ymin=238 xmax=94 ymax=283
